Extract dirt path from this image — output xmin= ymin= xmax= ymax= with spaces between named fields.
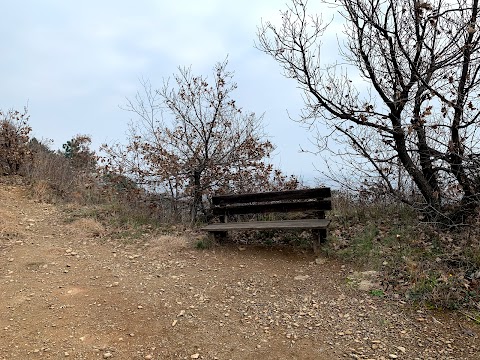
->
xmin=0 ymin=183 xmax=479 ymax=359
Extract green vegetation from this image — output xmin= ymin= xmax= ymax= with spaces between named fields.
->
xmin=195 ymin=237 xmax=214 ymax=250
xmin=369 ymin=289 xmax=385 ymax=297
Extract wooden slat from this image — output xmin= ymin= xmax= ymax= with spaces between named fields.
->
xmin=212 ymin=187 xmax=331 ymax=206
xmin=202 ymin=219 xmax=330 ymax=231
xmin=212 ymin=199 xmax=332 ymax=216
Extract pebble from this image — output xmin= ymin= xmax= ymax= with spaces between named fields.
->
xmin=103 ymin=352 xmax=113 ymax=358
xmin=191 ymin=354 xmax=200 ymax=359
xmin=294 ymin=275 xmax=310 ymax=281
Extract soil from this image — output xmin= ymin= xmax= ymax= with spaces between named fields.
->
xmin=0 ymin=181 xmax=479 ymax=359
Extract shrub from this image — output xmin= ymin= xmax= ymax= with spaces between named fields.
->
xmin=23 ymin=138 xmax=100 ymax=203
xmin=0 ymin=108 xmax=31 ymax=175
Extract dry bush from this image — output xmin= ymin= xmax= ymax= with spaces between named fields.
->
xmin=0 ymin=108 xmax=31 ymax=175
xmin=24 ymin=143 xmax=186 ymax=230
xmin=100 ymin=174 xmax=191 ymax=226
xmin=68 ymin=218 xmax=105 ymax=238
xmin=22 ymin=139 xmax=101 ymax=204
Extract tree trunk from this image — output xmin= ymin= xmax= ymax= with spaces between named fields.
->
xmin=191 ymin=170 xmax=202 ymax=222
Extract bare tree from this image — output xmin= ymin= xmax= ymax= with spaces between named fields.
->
xmin=257 ymin=0 xmax=480 ymax=223
xmin=102 ymin=60 xmax=297 ymax=221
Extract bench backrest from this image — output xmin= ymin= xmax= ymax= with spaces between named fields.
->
xmin=211 ymin=187 xmax=332 ymax=217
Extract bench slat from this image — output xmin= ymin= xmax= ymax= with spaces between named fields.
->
xmin=212 ymin=187 xmax=331 ymax=205
xmin=202 ymin=219 xmax=330 ymax=231
xmin=212 ymin=199 xmax=331 ymax=216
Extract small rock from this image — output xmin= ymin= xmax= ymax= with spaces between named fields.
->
xmin=397 ymin=346 xmax=406 ymax=353
xmin=145 ymin=355 xmax=153 ymax=360
xmin=389 ymin=355 xmax=398 ymax=359
xmin=191 ymin=354 xmax=200 ymax=359
xmin=103 ymin=352 xmax=113 ymax=358
xmin=357 ymin=280 xmax=376 ymax=291
xmin=294 ymin=275 xmax=310 ymax=281
xmin=172 ymin=320 xmax=178 ymax=327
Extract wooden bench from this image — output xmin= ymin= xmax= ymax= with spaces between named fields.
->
xmin=202 ymin=187 xmax=332 ymax=251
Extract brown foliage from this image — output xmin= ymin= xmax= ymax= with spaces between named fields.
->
xmin=0 ymin=108 xmax=31 ymax=175
xmin=102 ymin=60 xmax=298 ymax=221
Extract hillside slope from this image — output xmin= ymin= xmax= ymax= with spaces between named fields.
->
xmin=0 ymin=182 xmax=479 ymax=359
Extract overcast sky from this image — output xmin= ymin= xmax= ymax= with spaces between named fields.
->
xmin=0 ymin=0 xmax=340 ymax=183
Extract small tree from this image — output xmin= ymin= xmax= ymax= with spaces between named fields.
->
xmin=62 ymin=134 xmax=97 ymax=171
xmin=103 ymin=60 xmax=295 ymax=221
xmin=0 ymin=108 xmax=31 ymax=175
xmin=257 ymin=0 xmax=480 ymax=223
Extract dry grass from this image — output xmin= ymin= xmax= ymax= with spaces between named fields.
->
xmin=325 ymin=192 xmax=480 ymax=310
xmin=68 ymin=218 xmax=105 ymax=238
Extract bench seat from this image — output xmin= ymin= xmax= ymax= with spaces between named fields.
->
xmin=202 ymin=218 xmax=330 ymax=231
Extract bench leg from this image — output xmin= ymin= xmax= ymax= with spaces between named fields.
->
xmin=312 ymin=229 xmax=327 ymax=254
xmin=213 ymin=231 xmax=228 ymax=243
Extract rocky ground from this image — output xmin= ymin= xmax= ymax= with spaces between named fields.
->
xmin=0 ymin=183 xmax=479 ymax=359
